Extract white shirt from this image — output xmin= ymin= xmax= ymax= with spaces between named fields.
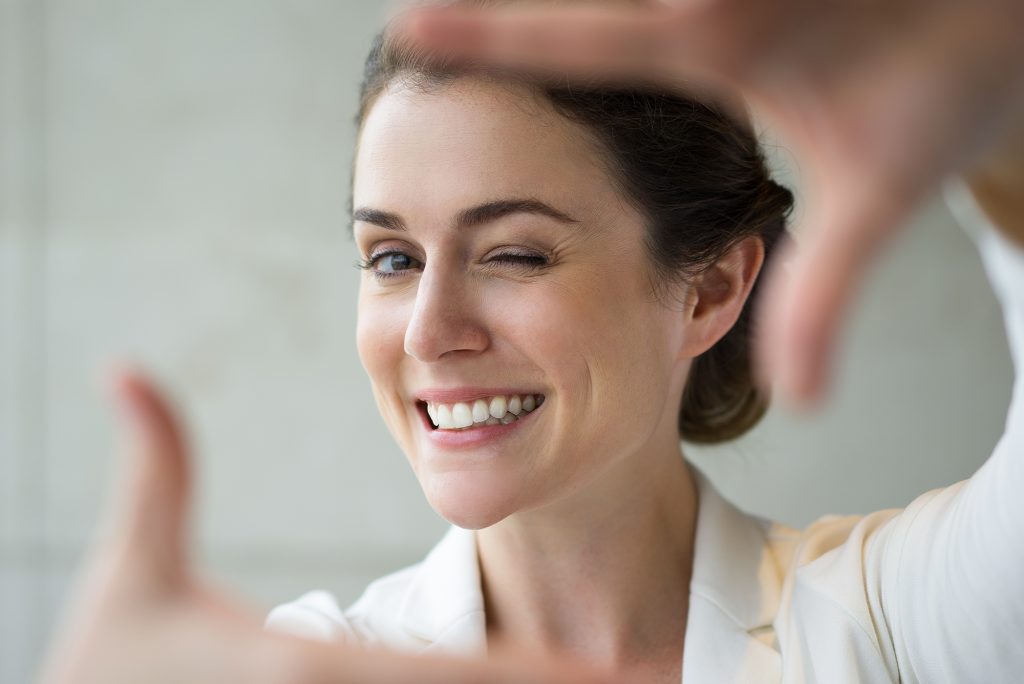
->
xmin=267 ymin=184 xmax=1024 ymax=682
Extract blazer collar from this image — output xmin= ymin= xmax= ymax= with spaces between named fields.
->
xmin=397 ymin=465 xmax=783 ymax=680
xmin=688 ymin=466 xmax=782 ymax=631
xmin=397 ymin=525 xmax=487 ymax=655
xmin=683 ymin=466 xmax=782 ymax=681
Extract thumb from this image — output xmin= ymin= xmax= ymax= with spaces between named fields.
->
xmin=102 ymin=364 xmax=192 ymax=588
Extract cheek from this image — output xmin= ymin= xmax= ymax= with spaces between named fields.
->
xmin=498 ymin=269 xmax=677 ymax=431
xmin=356 ymin=291 xmax=413 ymax=435
xmin=356 ymin=291 xmax=406 ymax=376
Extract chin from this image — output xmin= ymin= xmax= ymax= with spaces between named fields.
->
xmin=420 ymin=469 xmax=527 ymax=530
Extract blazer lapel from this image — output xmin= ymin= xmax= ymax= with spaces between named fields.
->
xmin=395 ymin=468 xmax=784 ymax=682
xmin=682 ymin=467 xmax=783 ymax=682
xmin=397 ymin=526 xmax=487 ymax=656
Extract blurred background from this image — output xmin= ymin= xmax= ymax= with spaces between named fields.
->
xmin=0 ymin=1 xmax=1014 ymax=682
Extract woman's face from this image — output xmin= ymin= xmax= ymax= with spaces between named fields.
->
xmin=354 ymin=78 xmax=692 ymax=529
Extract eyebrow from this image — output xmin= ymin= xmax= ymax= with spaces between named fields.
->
xmin=352 ymin=198 xmax=580 ymax=232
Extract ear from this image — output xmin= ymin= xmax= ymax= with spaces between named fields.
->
xmin=680 ymin=235 xmax=765 ymax=359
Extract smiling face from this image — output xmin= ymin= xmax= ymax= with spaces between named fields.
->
xmin=353 ymin=78 xmax=694 ymax=529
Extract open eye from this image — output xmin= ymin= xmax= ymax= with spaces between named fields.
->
xmin=359 ymin=250 xmax=423 ymax=279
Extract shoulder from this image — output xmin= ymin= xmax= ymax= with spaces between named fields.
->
xmin=768 ymin=482 xmax=966 ymax=681
xmin=264 ymin=563 xmax=423 ymax=648
xmin=264 ymin=526 xmax=486 ymax=655
xmin=777 ymin=480 xmax=962 ymax=601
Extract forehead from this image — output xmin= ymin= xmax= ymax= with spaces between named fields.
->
xmin=353 ymin=78 xmax=621 ymax=220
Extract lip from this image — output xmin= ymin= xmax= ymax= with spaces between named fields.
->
xmin=414 ymin=387 xmax=545 ymax=404
xmin=415 ymin=391 xmax=546 ymax=449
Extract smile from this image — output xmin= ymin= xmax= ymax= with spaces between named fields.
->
xmin=421 ymin=394 xmax=545 ymax=430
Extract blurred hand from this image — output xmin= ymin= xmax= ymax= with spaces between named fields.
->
xmin=968 ymin=115 xmax=1024 ymax=248
xmin=36 ymin=366 xmax=616 ymax=684
xmin=398 ymin=0 xmax=1024 ymax=404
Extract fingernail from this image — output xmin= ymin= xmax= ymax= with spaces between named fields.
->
xmin=109 ymin=377 xmax=149 ymax=436
xmin=99 ymin=359 xmax=138 ymax=396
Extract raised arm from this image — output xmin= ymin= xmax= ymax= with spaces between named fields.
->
xmin=397 ymin=3 xmax=1024 ymax=678
xmin=760 ymin=120 xmax=1024 ymax=683
xmin=864 ymin=124 xmax=1024 ymax=680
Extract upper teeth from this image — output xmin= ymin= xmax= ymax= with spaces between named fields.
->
xmin=426 ymin=394 xmax=543 ymax=430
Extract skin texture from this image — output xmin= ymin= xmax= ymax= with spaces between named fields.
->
xmin=352 ymin=77 xmax=763 ymax=679
xmin=35 ymin=368 xmax=623 ymax=684
xmin=354 ymin=79 xmax=761 ymax=528
xmin=398 ymin=0 xmax=1024 ymax=405
xmin=35 ymin=2 xmax=1024 ymax=683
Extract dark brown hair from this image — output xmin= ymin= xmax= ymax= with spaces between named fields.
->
xmin=356 ymin=19 xmax=794 ymax=444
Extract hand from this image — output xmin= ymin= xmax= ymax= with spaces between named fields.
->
xmin=968 ymin=117 xmax=1024 ymax=248
xmin=36 ymin=366 xmax=617 ymax=684
xmin=397 ymin=0 xmax=1024 ymax=404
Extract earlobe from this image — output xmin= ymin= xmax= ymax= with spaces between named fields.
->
xmin=681 ymin=236 xmax=765 ymax=357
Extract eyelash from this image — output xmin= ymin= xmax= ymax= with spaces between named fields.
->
xmin=357 ymin=249 xmax=549 ymax=280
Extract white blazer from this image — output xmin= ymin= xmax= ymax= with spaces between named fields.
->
xmin=267 ymin=184 xmax=1024 ymax=682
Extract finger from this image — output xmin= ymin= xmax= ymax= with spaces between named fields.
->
xmin=396 ymin=3 xmax=744 ymax=90
xmin=755 ymin=184 xmax=908 ymax=406
xmin=103 ymin=364 xmax=192 ymax=587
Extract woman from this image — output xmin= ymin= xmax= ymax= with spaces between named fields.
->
xmin=37 ymin=1 xmax=1024 ymax=683
xmin=265 ymin=6 xmax=1024 ymax=682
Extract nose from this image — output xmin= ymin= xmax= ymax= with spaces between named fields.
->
xmin=403 ymin=267 xmax=490 ymax=362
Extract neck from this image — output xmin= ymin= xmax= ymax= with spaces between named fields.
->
xmin=476 ymin=438 xmax=698 ymax=671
